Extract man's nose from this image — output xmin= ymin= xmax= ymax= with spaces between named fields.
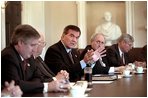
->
xmin=72 ymin=37 xmax=77 ymax=42
xmin=33 ymin=46 xmax=38 ymax=53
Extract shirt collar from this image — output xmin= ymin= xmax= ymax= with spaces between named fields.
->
xmin=61 ymin=40 xmax=71 ymax=53
xmin=20 ymin=55 xmax=24 ymax=61
xmin=118 ymin=46 xmax=123 ymax=57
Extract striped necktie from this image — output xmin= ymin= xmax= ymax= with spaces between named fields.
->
xmin=121 ymin=53 xmax=125 ymax=64
xmin=68 ymin=50 xmax=74 ymax=64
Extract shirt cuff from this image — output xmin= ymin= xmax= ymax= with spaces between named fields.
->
xmin=108 ymin=67 xmax=115 ymax=73
xmin=80 ymin=60 xmax=87 ymax=69
xmin=91 ymin=63 xmax=95 ymax=68
xmin=43 ymin=83 xmax=48 ymax=93
xmin=52 ymin=77 xmax=57 ymax=81
xmin=80 ymin=60 xmax=96 ymax=69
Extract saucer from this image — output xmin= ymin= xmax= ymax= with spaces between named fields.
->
xmin=135 ymin=71 xmax=144 ymax=74
xmin=123 ymin=75 xmax=132 ymax=78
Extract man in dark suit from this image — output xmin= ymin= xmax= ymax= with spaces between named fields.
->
xmin=45 ymin=25 xmax=94 ymax=82
xmin=33 ymin=34 xmax=69 ymax=82
xmin=106 ymin=33 xmax=134 ymax=67
xmin=1 ymin=24 xmax=69 ymax=93
xmin=80 ymin=33 xmax=125 ymax=74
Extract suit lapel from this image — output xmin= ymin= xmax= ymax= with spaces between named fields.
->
xmin=58 ymin=41 xmax=80 ymax=66
xmin=58 ymin=41 xmax=73 ymax=65
xmin=71 ymin=50 xmax=80 ymax=64
xmin=36 ymin=56 xmax=55 ymax=77
xmin=12 ymin=45 xmax=25 ymax=80
xmin=115 ymin=45 xmax=122 ymax=64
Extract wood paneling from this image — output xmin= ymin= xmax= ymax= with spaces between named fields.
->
xmin=5 ymin=1 xmax=21 ymax=46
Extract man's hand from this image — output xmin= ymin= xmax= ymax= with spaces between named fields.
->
xmin=134 ymin=61 xmax=146 ymax=67
xmin=114 ymin=66 xmax=125 ymax=73
xmin=48 ymin=79 xmax=70 ymax=92
xmin=2 ymin=80 xmax=23 ymax=97
xmin=92 ymin=47 xmax=106 ymax=62
xmin=55 ymin=70 xmax=69 ymax=81
xmin=83 ymin=49 xmax=94 ymax=64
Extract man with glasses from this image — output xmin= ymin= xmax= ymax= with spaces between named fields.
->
xmin=106 ymin=33 xmax=134 ymax=67
xmin=80 ymin=33 xmax=125 ymax=74
xmin=33 ymin=33 xmax=70 ymax=83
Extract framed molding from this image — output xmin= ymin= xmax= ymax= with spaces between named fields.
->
xmin=77 ymin=1 xmax=146 ymax=47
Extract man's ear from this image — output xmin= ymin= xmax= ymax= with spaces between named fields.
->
xmin=61 ymin=33 xmax=65 ymax=39
xmin=18 ymin=40 xmax=23 ymax=46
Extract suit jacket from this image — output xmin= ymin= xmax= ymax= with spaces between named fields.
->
xmin=35 ymin=56 xmax=55 ymax=82
xmin=80 ymin=45 xmax=110 ymax=74
xmin=1 ymin=45 xmax=44 ymax=93
xmin=44 ymin=41 xmax=82 ymax=82
xmin=106 ymin=44 xmax=131 ymax=67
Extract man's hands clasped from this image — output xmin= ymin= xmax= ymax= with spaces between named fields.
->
xmin=48 ymin=70 xmax=70 ymax=92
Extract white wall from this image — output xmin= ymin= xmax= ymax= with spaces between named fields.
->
xmin=21 ymin=1 xmax=46 ymax=58
xmin=1 ymin=1 xmax=147 ymax=52
xmin=22 ymin=1 xmax=45 ymax=33
xmin=132 ymin=1 xmax=147 ymax=47
xmin=44 ymin=1 xmax=77 ymax=50
xmin=21 ymin=1 xmax=78 ymax=59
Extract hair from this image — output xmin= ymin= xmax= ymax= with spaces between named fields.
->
xmin=104 ymin=11 xmax=112 ymax=17
xmin=63 ymin=25 xmax=81 ymax=35
xmin=117 ymin=33 xmax=134 ymax=43
xmin=90 ymin=33 xmax=106 ymax=43
xmin=11 ymin=24 xmax=40 ymax=45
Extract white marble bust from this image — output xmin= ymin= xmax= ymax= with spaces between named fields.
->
xmin=95 ymin=11 xmax=122 ymax=46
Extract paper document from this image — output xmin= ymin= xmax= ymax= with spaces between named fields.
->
xmin=92 ymin=81 xmax=113 ymax=84
xmin=92 ymin=75 xmax=118 ymax=81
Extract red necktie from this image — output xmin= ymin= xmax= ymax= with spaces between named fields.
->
xmin=22 ymin=59 xmax=27 ymax=71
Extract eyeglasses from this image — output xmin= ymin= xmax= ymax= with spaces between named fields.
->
xmin=126 ymin=42 xmax=133 ymax=47
xmin=38 ymin=41 xmax=46 ymax=47
xmin=95 ymin=40 xmax=105 ymax=45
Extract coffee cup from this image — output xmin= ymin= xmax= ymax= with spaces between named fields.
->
xmin=70 ymin=86 xmax=85 ymax=97
xmin=123 ymin=70 xmax=130 ymax=76
xmin=136 ymin=66 xmax=143 ymax=73
xmin=128 ymin=63 xmax=135 ymax=69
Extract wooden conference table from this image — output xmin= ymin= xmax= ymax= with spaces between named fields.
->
xmin=23 ymin=71 xmax=147 ymax=97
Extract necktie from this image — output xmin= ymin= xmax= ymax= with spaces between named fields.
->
xmin=22 ymin=59 xmax=27 ymax=71
xmin=68 ymin=51 xmax=74 ymax=64
xmin=121 ymin=53 xmax=125 ymax=64
xmin=99 ymin=59 xmax=106 ymax=67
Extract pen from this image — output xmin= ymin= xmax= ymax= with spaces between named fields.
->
xmin=65 ymin=78 xmax=70 ymax=84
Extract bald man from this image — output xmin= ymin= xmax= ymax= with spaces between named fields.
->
xmin=80 ymin=33 xmax=125 ymax=74
xmin=33 ymin=33 xmax=70 ymax=90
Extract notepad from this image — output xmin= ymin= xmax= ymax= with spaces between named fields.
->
xmin=92 ymin=75 xmax=118 ymax=81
